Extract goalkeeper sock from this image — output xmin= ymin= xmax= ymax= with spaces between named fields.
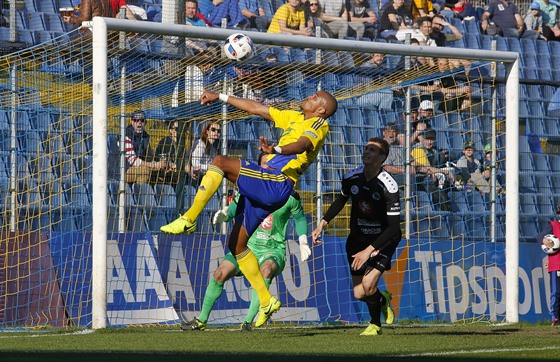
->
xmin=236 ymin=249 xmax=271 ymax=307
xmin=184 ymin=165 xmax=224 ymax=222
xmin=198 ymin=278 xmax=224 ymax=324
xmin=244 ymin=278 xmax=272 ymax=323
xmin=364 ymin=290 xmax=382 ymax=327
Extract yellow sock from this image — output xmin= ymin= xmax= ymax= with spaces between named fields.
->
xmin=184 ymin=165 xmax=224 ymax=221
xmin=236 ymin=250 xmax=271 ymax=307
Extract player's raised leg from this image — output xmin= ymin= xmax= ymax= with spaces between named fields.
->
xmin=161 ymin=157 xmax=238 ymax=234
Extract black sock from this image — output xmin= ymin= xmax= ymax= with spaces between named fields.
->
xmin=364 ymin=290 xmax=382 ymax=326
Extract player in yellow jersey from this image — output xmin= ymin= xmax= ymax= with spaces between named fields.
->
xmin=161 ymin=90 xmax=337 ymax=327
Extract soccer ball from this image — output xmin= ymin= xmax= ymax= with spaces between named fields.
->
xmin=223 ymin=33 xmax=253 ymax=62
xmin=541 ymin=234 xmax=560 ymax=255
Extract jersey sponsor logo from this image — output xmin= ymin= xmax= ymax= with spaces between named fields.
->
xmin=260 ymin=214 xmax=274 ymax=230
xmin=359 ymin=200 xmax=372 ymax=215
xmin=304 ymin=130 xmax=318 ymax=139
xmin=351 ymin=185 xmax=360 ymax=195
xmin=372 ymin=192 xmax=381 ymax=201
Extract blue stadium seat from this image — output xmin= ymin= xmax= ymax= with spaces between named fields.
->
xmin=449 ymin=191 xmax=467 ymax=213
xmin=531 ymin=153 xmax=550 ymax=172
xmin=38 ymin=0 xmax=57 ymax=13
xmin=519 ymin=171 xmax=536 ymax=192
xmin=463 ymin=214 xmax=487 ymax=240
xmin=344 ymin=144 xmax=362 ymax=168
xmin=27 ymin=12 xmax=47 ymax=31
xmin=464 ymin=191 xmax=486 ymax=213
xmin=328 ymin=125 xmax=346 ymax=145
xmin=519 ymin=193 xmax=539 ymax=216
xmin=448 ymin=213 xmax=466 ymax=238
xmin=536 ymin=193 xmax=556 ymax=217
xmin=464 ymin=18 xmax=480 ymax=36
xmin=413 ymin=191 xmax=435 ymax=213
xmin=533 ymin=172 xmax=552 ymax=190
xmin=519 ymin=217 xmax=539 ymax=242
xmin=464 ymin=33 xmax=481 ymax=49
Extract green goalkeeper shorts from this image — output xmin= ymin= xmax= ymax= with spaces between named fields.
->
xmin=224 ymin=248 xmax=286 ymax=278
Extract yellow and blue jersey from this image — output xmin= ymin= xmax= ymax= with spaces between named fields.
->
xmin=266 ymin=107 xmax=329 ymax=183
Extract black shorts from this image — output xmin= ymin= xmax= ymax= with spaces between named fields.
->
xmin=346 ymin=238 xmax=392 ymax=276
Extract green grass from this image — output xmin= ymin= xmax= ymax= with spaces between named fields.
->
xmin=1 ymin=323 xmax=560 ymax=362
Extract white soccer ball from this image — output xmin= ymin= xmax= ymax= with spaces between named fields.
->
xmin=223 ymin=33 xmax=254 ymax=62
xmin=541 ymin=234 xmax=560 ymax=255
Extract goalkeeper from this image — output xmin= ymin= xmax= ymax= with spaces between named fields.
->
xmin=182 ymin=188 xmax=310 ymax=331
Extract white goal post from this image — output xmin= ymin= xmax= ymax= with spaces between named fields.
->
xmin=90 ymin=17 xmax=520 ymax=329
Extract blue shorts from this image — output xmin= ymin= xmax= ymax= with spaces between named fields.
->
xmin=235 ymin=159 xmax=293 ymax=235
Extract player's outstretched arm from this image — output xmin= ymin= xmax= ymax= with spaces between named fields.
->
xmin=200 ymin=91 xmax=272 ymax=120
xmin=312 ymin=194 xmax=348 ymax=244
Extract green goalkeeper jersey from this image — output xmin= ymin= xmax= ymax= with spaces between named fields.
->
xmin=227 ymin=193 xmax=308 ymax=253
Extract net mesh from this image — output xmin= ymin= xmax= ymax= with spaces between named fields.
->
xmin=0 ymin=25 xmax=534 ymax=328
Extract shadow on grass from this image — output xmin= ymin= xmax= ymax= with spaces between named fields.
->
xmin=3 ymin=352 xmax=560 ymax=362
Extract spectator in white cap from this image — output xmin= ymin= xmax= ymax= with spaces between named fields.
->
xmin=409 ymin=100 xmax=434 ymax=146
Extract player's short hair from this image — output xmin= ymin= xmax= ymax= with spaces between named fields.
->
xmin=367 ymin=137 xmax=390 ymax=157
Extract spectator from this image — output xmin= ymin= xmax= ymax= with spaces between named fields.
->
xmin=183 ymin=45 xmax=225 ymax=102
xmin=357 ymin=53 xmax=394 ymax=110
xmin=123 ymin=111 xmax=167 ymax=184
xmin=524 ymin=2 xmax=550 ymax=40
xmin=198 ymin=0 xmax=248 ymax=28
xmin=383 ymin=122 xmax=411 ymax=185
xmin=62 ymin=0 xmax=112 ymax=34
xmin=187 ymin=121 xmax=222 ymax=184
xmin=536 ymin=0 xmax=560 ymax=41
xmin=417 ymin=16 xmax=437 ymax=46
xmin=440 ymin=0 xmax=476 ymax=20
xmin=239 ymin=0 xmax=269 ymax=31
xmin=407 ymin=100 xmax=434 ymax=145
xmin=433 ymin=57 xmax=472 ymax=113
xmin=379 ymin=0 xmax=415 ymax=41
xmin=164 ymin=0 xmax=216 ymax=56
xmin=536 ymin=212 xmax=560 ymax=326
xmin=152 ymin=120 xmax=183 ymax=185
xmin=348 ymin=0 xmax=379 ymax=39
xmin=411 ymin=129 xmax=453 ymax=211
xmin=395 ymin=38 xmax=436 ymax=69
xmin=411 ymin=0 xmax=434 ymax=21
xmin=322 ymin=0 xmax=365 ymax=38
xmin=455 ymin=141 xmax=491 ymax=193
xmin=110 ymin=0 xmax=139 ymax=20
xmin=307 ymin=0 xmax=342 ymax=38
xmin=268 ymin=0 xmax=313 ymax=36
xmin=481 ymin=0 xmax=539 ymax=39
xmin=430 ymin=14 xmax=464 ymax=46
xmin=482 ymin=143 xmax=504 ymax=193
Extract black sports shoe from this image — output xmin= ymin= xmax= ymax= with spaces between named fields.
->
xmin=240 ymin=321 xmax=252 ymax=332
xmin=180 ymin=318 xmax=206 ymax=331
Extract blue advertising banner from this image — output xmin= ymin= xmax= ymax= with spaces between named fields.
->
xmin=49 ymin=232 xmax=178 ymax=327
xmin=44 ymin=232 xmax=552 ymax=326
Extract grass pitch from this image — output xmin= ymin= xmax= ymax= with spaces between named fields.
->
xmin=1 ymin=323 xmax=559 ymax=362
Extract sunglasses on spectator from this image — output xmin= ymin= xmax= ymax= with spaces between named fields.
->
xmin=309 ymin=3 xmax=318 ymax=6
xmin=210 ymin=127 xmax=221 ymax=133
xmin=133 ymin=118 xmax=145 ymax=123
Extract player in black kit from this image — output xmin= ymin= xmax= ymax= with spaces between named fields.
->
xmin=312 ymin=137 xmax=401 ymax=336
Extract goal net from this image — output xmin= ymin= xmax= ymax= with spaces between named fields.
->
xmin=0 ymin=18 xmax=522 ymax=329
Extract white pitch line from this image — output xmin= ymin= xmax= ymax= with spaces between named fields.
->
xmin=0 ymin=329 xmax=95 ymax=338
xmin=397 ymin=345 xmax=560 ymax=357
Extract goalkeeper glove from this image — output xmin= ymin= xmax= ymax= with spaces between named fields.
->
xmin=299 ymin=235 xmax=311 ymax=262
xmin=212 ymin=206 xmax=229 ymax=225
